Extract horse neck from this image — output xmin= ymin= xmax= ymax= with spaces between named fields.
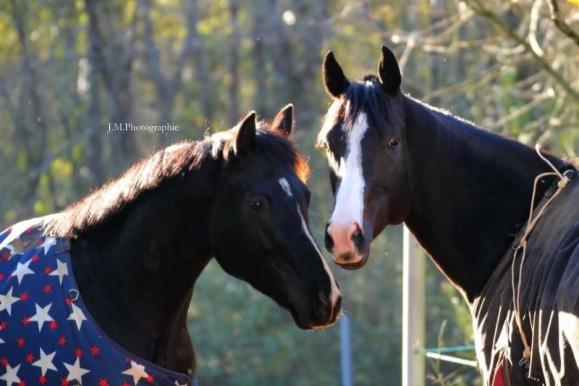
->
xmin=402 ymin=96 xmax=561 ymax=302
xmin=70 ymin=152 xmax=220 ymax=367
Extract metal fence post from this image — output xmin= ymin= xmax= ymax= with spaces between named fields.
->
xmin=402 ymin=225 xmax=425 ymax=386
xmin=340 ymin=315 xmax=353 ymax=386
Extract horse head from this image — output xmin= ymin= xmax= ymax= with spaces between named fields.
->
xmin=210 ymin=105 xmax=342 ymax=329
xmin=318 ymin=47 xmax=413 ymax=269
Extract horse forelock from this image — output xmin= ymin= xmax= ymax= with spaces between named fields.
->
xmin=214 ymin=122 xmax=310 ymax=182
xmin=319 ymin=77 xmax=403 ymax=148
xmin=252 ymin=128 xmax=310 ymax=183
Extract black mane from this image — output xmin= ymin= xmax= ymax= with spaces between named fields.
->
xmin=46 ymin=126 xmax=309 ymax=238
xmin=318 ymin=76 xmax=404 ymax=148
xmin=341 ymin=76 xmax=402 ymax=134
xmin=324 ymin=76 xmax=574 ymax=174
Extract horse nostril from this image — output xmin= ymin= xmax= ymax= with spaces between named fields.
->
xmin=324 ymin=223 xmax=334 ymax=252
xmin=313 ymin=289 xmax=331 ymax=321
xmin=351 ymin=224 xmax=365 ymax=252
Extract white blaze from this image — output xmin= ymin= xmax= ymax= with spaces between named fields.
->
xmin=296 ymin=203 xmax=341 ymax=306
xmin=278 ymin=178 xmax=340 ymax=304
xmin=329 ymin=112 xmax=368 ymax=229
xmin=278 ymin=178 xmax=293 ymax=197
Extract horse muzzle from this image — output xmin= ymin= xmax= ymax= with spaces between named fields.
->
xmin=309 ymin=287 xmax=342 ymax=329
xmin=325 ymin=221 xmax=370 ymax=269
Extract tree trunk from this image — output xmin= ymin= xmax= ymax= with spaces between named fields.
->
xmin=10 ymin=0 xmax=48 ymax=218
xmin=183 ymin=0 xmax=214 ymax=123
xmin=252 ymin=0 xmax=268 ymax=114
xmin=85 ymin=0 xmax=136 ymax=168
xmin=227 ymin=0 xmax=241 ymax=123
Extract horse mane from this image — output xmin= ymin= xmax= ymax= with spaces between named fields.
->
xmin=46 ymin=124 xmax=309 ymax=238
xmin=318 ymin=76 xmax=573 ymax=172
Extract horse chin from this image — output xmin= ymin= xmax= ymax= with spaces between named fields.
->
xmin=335 ymin=252 xmax=369 ymax=270
xmin=292 ymin=316 xmax=312 ymax=330
xmin=287 ymin=306 xmax=315 ymax=330
xmin=291 ymin=314 xmax=337 ymax=331
xmin=287 ymin=303 xmax=339 ymax=330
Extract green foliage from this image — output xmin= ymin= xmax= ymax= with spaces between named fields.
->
xmin=0 ymin=0 xmax=576 ymax=384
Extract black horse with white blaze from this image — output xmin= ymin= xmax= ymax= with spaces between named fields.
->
xmin=3 ymin=105 xmax=341 ymax=381
xmin=318 ymin=46 xmax=578 ymax=385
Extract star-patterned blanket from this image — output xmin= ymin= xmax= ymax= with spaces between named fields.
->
xmin=0 ymin=217 xmax=193 ymax=386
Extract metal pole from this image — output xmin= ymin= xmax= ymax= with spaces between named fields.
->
xmin=340 ymin=315 xmax=353 ymax=386
xmin=402 ymin=225 xmax=425 ymax=386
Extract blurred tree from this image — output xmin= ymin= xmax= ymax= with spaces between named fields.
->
xmin=85 ymin=0 xmax=137 ymax=165
xmin=0 ymin=0 xmax=576 ymax=385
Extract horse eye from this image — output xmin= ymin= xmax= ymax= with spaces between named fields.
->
xmin=387 ymin=137 xmax=400 ymax=149
xmin=377 ymin=186 xmax=388 ymax=194
xmin=249 ymin=197 xmax=266 ymax=211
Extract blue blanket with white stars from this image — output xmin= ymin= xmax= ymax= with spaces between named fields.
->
xmin=0 ymin=217 xmax=192 ymax=386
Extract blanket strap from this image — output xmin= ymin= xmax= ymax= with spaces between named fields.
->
xmin=511 ymin=145 xmax=575 ymax=366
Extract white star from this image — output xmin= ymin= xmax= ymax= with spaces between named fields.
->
xmin=11 ymin=259 xmax=34 ymax=284
xmin=32 ymin=348 xmax=57 ymax=376
xmin=63 ymin=357 xmax=89 ymax=384
xmin=122 ymin=360 xmax=149 ymax=385
xmin=41 ymin=236 xmax=57 ymax=255
xmin=29 ymin=303 xmax=54 ymax=331
xmin=174 ymin=382 xmax=188 ymax=386
xmin=0 ymin=363 xmax=21 ymax=386
xmin=0 ymin=287 xmax=20 ymax=315
xmin=67 ymin=303 xmax=87 ymax=330
xmin=49 ymin=258 xmax=68 ymax=284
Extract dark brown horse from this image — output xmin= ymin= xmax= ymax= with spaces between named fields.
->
xmin=318 ymin=46 xmax=578 ymax=385
xmin=34 ymin=105 xmax=341 ymax=380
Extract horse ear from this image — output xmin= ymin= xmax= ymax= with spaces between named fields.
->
xmin=270 ymin=104 xmax=294 ymax=137
xmin=234 ymin=111 xmax=257 ymax=157
xmin=378 ymin=45 xmax=401 ymax=95
xmin=322 ymin=51 xmax=350 ymax=98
